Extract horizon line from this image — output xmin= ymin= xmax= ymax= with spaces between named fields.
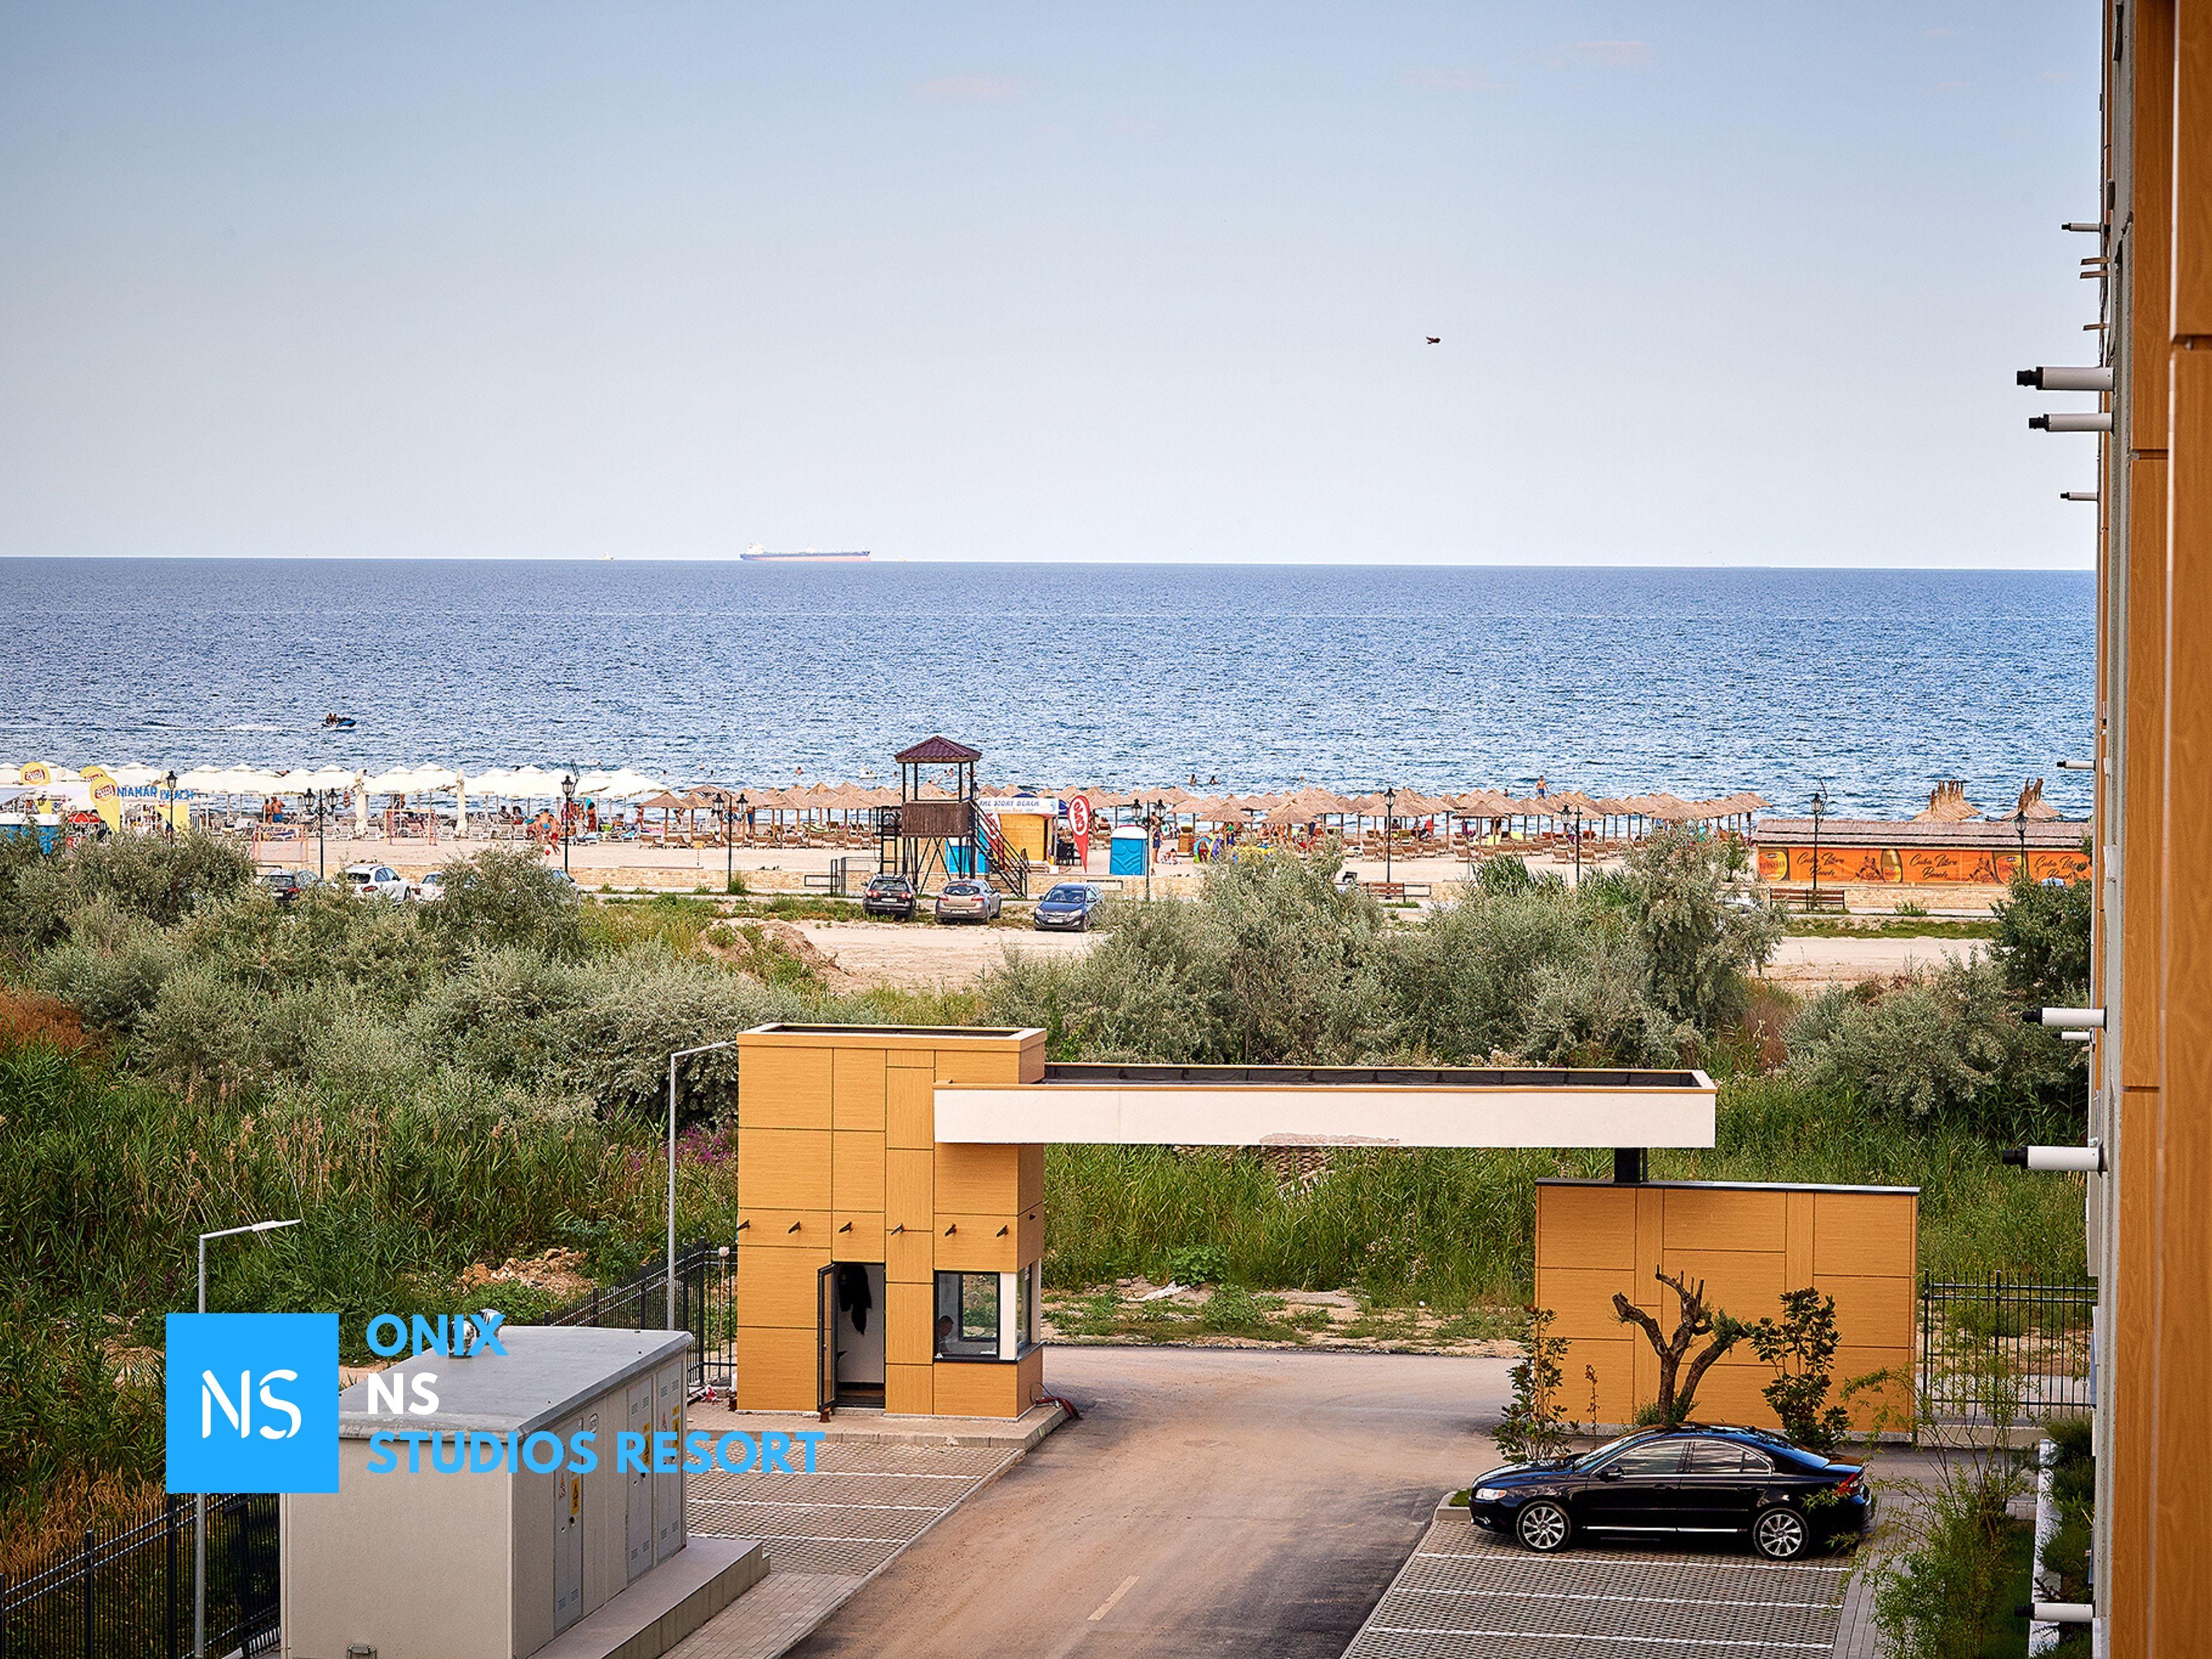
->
xmin=0 ymin=553 xmax=2098 ymax=573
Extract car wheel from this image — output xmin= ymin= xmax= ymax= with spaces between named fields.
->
xmin=1515 ymin=1500 xmax=1572 ymax=1553
xmin=1751 ymin=1505 xmax=1809 ymax=1561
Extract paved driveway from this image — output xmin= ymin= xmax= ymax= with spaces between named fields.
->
xmin=1345 ymin=1506 xmax=1854 ymax=1659
xmin=784 ymin=1346 xmax=1512 ymax=1658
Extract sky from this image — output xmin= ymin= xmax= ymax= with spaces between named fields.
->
xmin=0 ymin=4 xmax=2102 ymax=565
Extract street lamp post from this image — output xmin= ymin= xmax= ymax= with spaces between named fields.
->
xmin=1563 ymin=802 xmax=1584 ymax=887
xmin=1383 ymin=786 xmax=1397 ymax=889
xmin=310 ymin=789 xmax=326 ymax=878
xmin=1144 ymin=802 xmax=1159 ymax=902
xmin=2015 ymin=807 xmax=2030 ymax=883
xmin=1808 ymin=785 xmax=1830 ymax=913
xmin=164 ymin=770 xmax=178 ymax=844
xmin=194 ymin=1218 xmax=300 ymax=1659
xmin=665 ymin=1044 xmax=735 ymax=1328
xmin=561 ymin=774 xmax=576 ymax=877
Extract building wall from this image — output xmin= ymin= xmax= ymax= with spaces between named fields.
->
xmin=733 ymin=1027 xmax=1046 ymax=1418
xmin=1756 ymin=842 xmax=2090 ymax=885
xmin=1534 ymin=1181 xmax=1917 ymax=1432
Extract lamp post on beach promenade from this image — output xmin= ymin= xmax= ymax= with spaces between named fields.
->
xmin=164 ymin=770 xmax=178 ymax=844
xmin=2013 ymin=806 xmax=2030 ymax=883
xmin=1562 ymin=801 xmax=1583 ymax=887
xmin=560 ymin=774 xmax=575 ymax=877
xmin=1383 ymin=786 xmax=1397 ymax=889
xmin=1808 ymin=785 xmax=1829 ymax=912
xmin=310 ymin=789 xmax=326 ymax=878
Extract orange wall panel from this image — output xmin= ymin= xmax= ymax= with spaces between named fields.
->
xmin=738 ymin=1129 xmax=831 ymax=1211
xmin=741 ymin=1046 xmax=833 ymax=1129
xmin=831 ymin=1048 xmax=888 ymax=1130
xmin=886 ymin=1066 xmax=936 ymax=1150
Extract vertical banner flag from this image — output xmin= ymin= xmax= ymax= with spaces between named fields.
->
xmin=80 ymin=765 xmax=123 ymax=833
xmin=1069 ymin=794 xmax=1092 ymax=868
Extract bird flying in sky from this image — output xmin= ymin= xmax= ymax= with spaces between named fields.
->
xmin=1425 ymin=336 xmax=1441 ymax=345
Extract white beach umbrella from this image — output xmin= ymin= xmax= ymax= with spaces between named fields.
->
xmin=302 ymin=766 xmax=358 ymax=791
xmin=500 ymin=765 xmax=566 ymax=799
xmin=108 ymin=764 xmax=165 ymax=787
xmin=176 ymin=766 xmax=228 ymax=791
xmin=364 ymin=768 xmax=416 ymax=794
xmin=270 ymin=769 xmax=320 ymax=795
xmin=468 ymin=767 xmax=521 ymax=793
xmin=407 ymin=765 xmax=461 ymax=792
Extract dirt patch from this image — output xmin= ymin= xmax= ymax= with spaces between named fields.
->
xmin=1044 ymin=1281 xmax=1520 ymax=1357
xmin=702 ymin=918 xmax=860 ymax=989
xmin=458 ymin=1245 xmax=594 ymax=1302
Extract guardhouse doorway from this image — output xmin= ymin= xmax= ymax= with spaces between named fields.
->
xmin=827 ymin=1262 xmax=886 ymax=1408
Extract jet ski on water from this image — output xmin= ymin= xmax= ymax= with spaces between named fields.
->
xmin=323 ymin=713 xmax=356 ymax=731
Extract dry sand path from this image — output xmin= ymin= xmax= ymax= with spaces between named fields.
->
xmin=794 ymin=920 xmax=1980 ymax=993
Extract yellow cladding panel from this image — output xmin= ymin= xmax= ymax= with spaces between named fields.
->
xmin=887 ymin=1048 xmax=935 ymax=1069
xmin=735 ymin=1328 xmax=818 ymax=1413
xmin=1536 ymin=1185 xmax=1636 ymax=1269
xmin=832 ymin=1213 xmax=885 ymax=1263
xmin=1535 ymin=1266 xmax=1642 ymax=1341
xmin=1813 ymin=1275 xmax=1916 ymax=1353
xmin=886 ymin=1363 xmax=934 ymax=1415
xmin=1018 ymin=1203 xmax=1042 ymax=1267
xmin=886 ymin=1281 xmax=935 ymax=1365
xmin=1687 ymin=1361 xmax=1781 ymax=1427
xmin=1660 ymin=1250 xmax=1786 ymax=1326
xmin=887 ymin=1067 xmax=935 ymax=1150
xmin=833 ymin=1133 xmax=887 ymax=1213
xmin=1019 ymin=1145 xmax=1045 ymax=1211
xmin=887 ymin=1226 xmax=934 ymax=1285
xmin=1831 ymin=1349 xmax=1915 ymax=1430
xmin=737 ymin=1248 xmax=826 ymax=1329
xmin=1812 ymin=1194 xmax=1917 ymax=1280
xmin=741 ymin=1046 xmax=832 ymax=1130
xmin=1019 ymin=1032 xmax=1047 ymax=1083
xmin=1661 ymin=1188 xmax=1787 ymax=1253
xmin=935 ymin=1144 xmax=1021 ymax=1215
xmin=1556 ymin=1337 xmax=1637 ymax=1424
xmin=832 ymin=1048 xmax=888 ymax=1131
xmin=738 ymin=1129 xmax=831 ymax=1211
xmin=734 ymin=1210 xmax=831 ymax=1250
xmin=932 ymin=1361 xmax=1022 ymax=1418
xmin=933 ymin=1048 xmax=1025 ymax=1086
xmin=887 ymin=1149 xmax=934 ymax=1230
xmin=934 ymin=1216 xmax=1019 ymax=1273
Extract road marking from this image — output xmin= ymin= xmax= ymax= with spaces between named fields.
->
xmin=1399 ymin=1589 xmax=1840 ymax=1610
xmin=1413 ymin=1551 xmax=1853 ymax=1573
xmin=1373 ymin=1630 xmax=1831 ymax=1650
xmin=1088 ymin=1575 xmax=1140 ymax=1621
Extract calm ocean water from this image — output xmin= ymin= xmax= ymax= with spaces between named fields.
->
xmin=1 ymin=560 xmax=2093 ymax=820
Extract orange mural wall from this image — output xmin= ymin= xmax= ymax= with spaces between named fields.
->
xmin=1755 ymin=844 xmax=2091 ymax=885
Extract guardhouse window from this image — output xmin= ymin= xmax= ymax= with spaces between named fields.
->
xmin=934 ymin=1272 xmax=1000 ymax=1359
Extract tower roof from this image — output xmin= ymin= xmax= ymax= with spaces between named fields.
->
xmin=894 ymin=735 xmax=983 ymax=764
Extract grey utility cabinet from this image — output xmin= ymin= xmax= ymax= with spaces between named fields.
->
xmin=280 ymin=1326 xmax=690 ymax=1659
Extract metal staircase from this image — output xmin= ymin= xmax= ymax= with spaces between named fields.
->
xmin=970 ymin=802 xmax=1031 ymax=899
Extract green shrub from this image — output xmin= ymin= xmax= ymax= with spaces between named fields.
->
xmin=1786 ymin=956 xmax=2082 ymax=1133
xmin=2 ymin=832 xmax=254 ymax=949
xmin=1990 ymin=864 xmax=2093 ymax=1005
xmin=557 ymin=946 xmax=796 ymax=1119
xmin=422 ymin=847 xmax=586 ymax=959
xmin=1621 ymin=827 xmax=1781 ymax=1031
xmin=33 ymin=906 xmax=183 ymax=1036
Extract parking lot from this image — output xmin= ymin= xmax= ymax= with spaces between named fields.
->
xmin=673 ymin=1441 xmax=1024 ymax=1659
xmin=1343 ymin=1506 xmax=1853 ymax=1659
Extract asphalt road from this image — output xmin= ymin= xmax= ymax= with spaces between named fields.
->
xmin=784 ymin=1345 xmax=1511 ymax=1659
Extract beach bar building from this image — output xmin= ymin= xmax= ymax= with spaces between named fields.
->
xmin=1754 ymin=816 xmax=2091 ymax=886
xmin=728 ymin=1024 xmax=1916 ymax=1432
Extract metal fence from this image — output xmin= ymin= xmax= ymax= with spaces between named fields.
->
xmin=0 ymin=1492 xmax=276 ymax=1659
xmin=544 ymin=1239 xmax=736 ymax=1394
xmin=1919 ymin=1275 xmax=2096 ymax=1427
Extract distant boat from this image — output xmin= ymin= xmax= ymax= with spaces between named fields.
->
xmin=323 ymin=713 xmax=356 ymax=731
xmin=740 ymin=544 xmax=870 ymax=564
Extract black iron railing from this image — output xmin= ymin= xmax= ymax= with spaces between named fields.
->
xmin=1918 ymin=1274 xmax=2096 ymax=1426
xmin=544 ymin=1240 xmax=735 ymax=1394
xmin=0 ymin=1492 xmax=277 ymax=1659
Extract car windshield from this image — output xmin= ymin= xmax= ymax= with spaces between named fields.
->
xmin=1044 ymin=886 xmax=1087 ymax=902
xmin=945 ymin=884 xmax=979 ymax=895
xmin=1573 ymin=1432 xmax=1658 ymax=1469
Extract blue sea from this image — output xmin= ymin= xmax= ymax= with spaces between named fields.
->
xmin=1 ymin=560 xmax=2094 ymax=820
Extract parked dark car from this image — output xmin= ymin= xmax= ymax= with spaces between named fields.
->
xmin=258 ymin=867 xmax=319 ymax=906
xmin=1032 ymin=882 xmax=1104 ymax=932
xmin=862 ymin=874 xmax=917 ymax=919
xmin=1468 ymin=1426 xmax=1870 ymax=1560
xmin=933 ymin=880 xmax=1003 ymax=924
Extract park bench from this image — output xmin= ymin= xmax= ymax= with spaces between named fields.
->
xmin=1768 ymin=884 xmax=1846 ymax=913
xmin=1360 ymin=880 xmax=1432 ymax=901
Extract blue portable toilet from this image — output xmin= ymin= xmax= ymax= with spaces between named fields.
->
xmin=946 ymin=842 xmax=988 ymax=877
xmin=1109 ymin=826 xmax=1149 ymax=876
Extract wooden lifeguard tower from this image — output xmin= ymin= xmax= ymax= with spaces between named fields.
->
xmin=878 ymin=735 xmax=1031 ymax=896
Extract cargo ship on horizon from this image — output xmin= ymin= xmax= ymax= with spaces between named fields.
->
xmin=740 ymin=544 xmax=870 ymax=564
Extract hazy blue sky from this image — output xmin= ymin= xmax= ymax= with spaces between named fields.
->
xmin=1 ymin=4 xmax=2100 ymax=564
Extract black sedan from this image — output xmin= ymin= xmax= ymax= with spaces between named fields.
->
xmin=1468 ymin=1426 xmax=1870 ymax=1560
xmin=1032 ymin=882 xmax=1105 ymax=931
xmin=862 ymin=874 xmax=917 ymax=919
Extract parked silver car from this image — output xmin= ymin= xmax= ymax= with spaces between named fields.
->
xmin=343 ymin=862 xmax=410 ymax=902
xmin=933 ymin=880 xmax=1003 ymax=924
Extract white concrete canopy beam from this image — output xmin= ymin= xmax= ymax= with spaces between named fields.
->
xmin=932 ymin=1071 xmax=1716 ymax=1149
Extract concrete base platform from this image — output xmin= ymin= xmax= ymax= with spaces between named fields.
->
xmin=690 ymin=1396 xmax=1068 ymax=1452
xmin=535 ymin=1537 xmax=766 ymax=1659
